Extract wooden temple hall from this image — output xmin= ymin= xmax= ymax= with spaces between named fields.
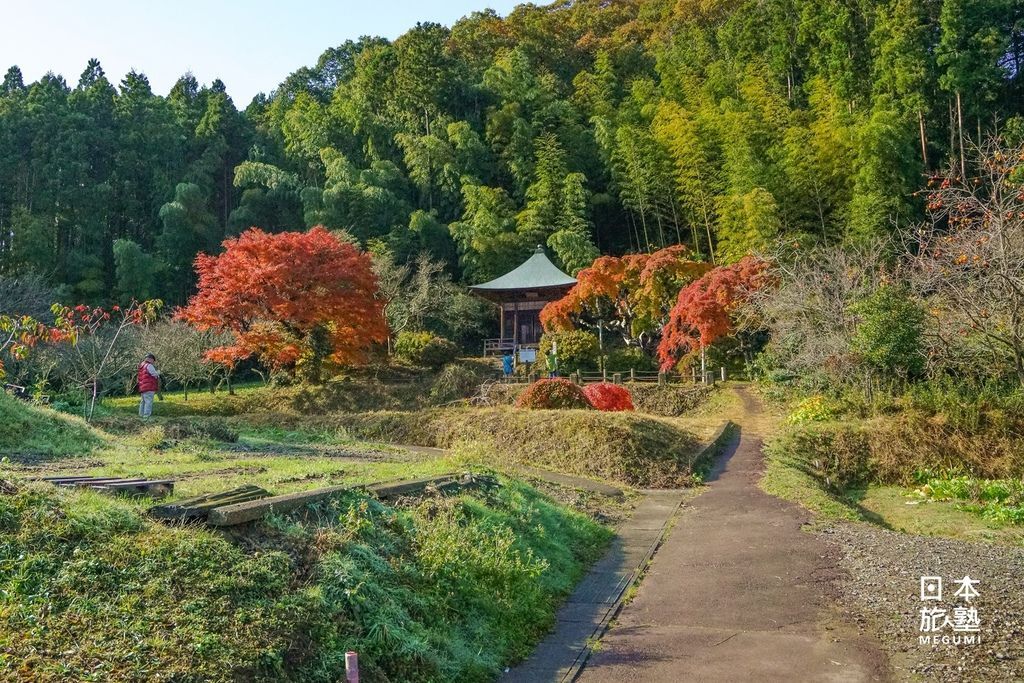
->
xmin=470 ymin=246 xmax=576 ymax=356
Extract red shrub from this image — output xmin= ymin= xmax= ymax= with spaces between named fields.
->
xmin=582 ymin=383 xmax=635 ymax=412
xmin=515 ymin=379 xmax=592 ymax=410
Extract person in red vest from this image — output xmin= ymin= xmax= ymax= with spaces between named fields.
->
xmin=137 ymin=353 xmax=161 ymax=418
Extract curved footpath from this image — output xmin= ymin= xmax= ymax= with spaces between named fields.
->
xmin=574 ymin=388 xmax=890 ymax=682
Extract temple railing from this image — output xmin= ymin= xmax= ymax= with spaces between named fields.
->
xmin=483 ymin=338 xmax=541 ymax=356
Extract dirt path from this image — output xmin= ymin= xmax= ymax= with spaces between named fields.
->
xmin=576 ymin=388 xmax=890 ymax=682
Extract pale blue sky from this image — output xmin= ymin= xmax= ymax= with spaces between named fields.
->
xmin=1 ymin=0 xmax=523 ymax=105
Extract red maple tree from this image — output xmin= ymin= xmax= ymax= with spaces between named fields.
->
xmin=657 ymin=256 xmax=772 ymax=370
xmin=178 ymin=227 xmax=387 ymax=379
xmin=540 ymin=245 xmax=711 ymax=351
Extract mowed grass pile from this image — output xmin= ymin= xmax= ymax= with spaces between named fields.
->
xmin=0 ymin=391 xmax=105 ymax=456
xmin=241 ymin=407 xmax=706 ymax=488
xmin=0 ymin=479 xmax=609 ymax=682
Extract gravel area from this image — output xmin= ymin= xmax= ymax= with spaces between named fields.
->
xmin=822 ymin=522 xmax=1024 ymax=681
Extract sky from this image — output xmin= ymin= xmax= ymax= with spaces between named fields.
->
xmin=0 ymin=0 xmax=523 ymax=105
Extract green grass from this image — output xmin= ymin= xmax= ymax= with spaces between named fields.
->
xmin=100 ymin=384 xmax=715 ymax=488
xmin=761 ymin=414 xmax=1024 ymax=544
xmin=912 ymin=474 xmax=1024 ymax=525
xmin=760 ymin=435 xmax=865 ymax=522
xmin=250 ymin=407 xmax=709 ymax=488
xmin=0 ymin=474 xmax=610 ymax=682
xmin=0 ymin=391 xmax=106 ymax=457
xmin=852 ymin=485 xmax=1024 ymax=544
xmin=0 ymin=381 xmax=625 ymax=681
xmin=0 ymin=421 xmax=612 ymax=682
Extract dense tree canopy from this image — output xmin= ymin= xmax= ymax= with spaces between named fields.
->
xmin=541 ymin=245 xmax=711 ymax=351
xmin=177 ymin=227 xmax=387 ymax=380
xmin=0 ymin=0 xmax=1021 ymax=308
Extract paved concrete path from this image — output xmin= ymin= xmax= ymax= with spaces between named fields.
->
xmin=503 ymin=490 xmax=687 ymax=682
xmin=576 ymin=389 xmax=890 ymax=682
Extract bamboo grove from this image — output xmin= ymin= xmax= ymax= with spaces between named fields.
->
xmin=0 ymin=0 xmax=1021 ymax=305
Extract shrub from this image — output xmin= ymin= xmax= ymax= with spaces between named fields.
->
xmin=773 ymin=422 xmax=873 ymax=491
xmin=418 ymin=336 xmax=459 ymax=369
xmin=430 ymin=361 xmax=494 ymax=404
xmin=538 ymin=331 xmax=599 ymax=372
xmin=604 ymin=346 xmax=656 ymax=372
xmin=787 ymin=395 xmax=840 ymax=424
xmin=582 ymin=383 xmax=634 ymax=411
xmin=394 ymin=331 xmax=459 ymax=369
xmin=849 ymin=284 xmax=926 ymax=378
xmin=515 ymin=379 xmax=591 ymax=410
xmin=394 ymin=331 xmax=433 ymax=361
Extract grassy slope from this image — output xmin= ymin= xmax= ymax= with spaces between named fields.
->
xmin=758 ymin=389 xmax=1024 ymax=545
xmin=232 ymin=407 xmax=708 ymax=488
xmin=0 ymin=477 xmax=609 ymax=682
xmin=0 ymin=391 xmax=106 ymax=457
xmin=1 ymin=386 xmax=618 ymax=681
xmin=104 ymin=384 xmax=720 ymax=489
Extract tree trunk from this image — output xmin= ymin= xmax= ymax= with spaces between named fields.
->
xmin=956 ymin=91 xmax=965 ymax=178
xmin=699 ymin=193 xmax=716 ymax=264
xmin=918 ymin=109 xmax=929 ymax=170
xmin=948 ymin=99 xmax=956 ymax=167
xmin=637 ymin=201 xmax=651 ymax=251
xmin=669 ymin=196 xmax=684 ymax=246
xmin=88 ymin=379 xmax=98 ymax=421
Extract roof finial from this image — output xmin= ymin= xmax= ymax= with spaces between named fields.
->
xmin=535 ymin=244 xmax=544 ymax=254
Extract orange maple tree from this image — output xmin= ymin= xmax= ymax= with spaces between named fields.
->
xmin=540 ymin=245 xmax=711 ymax=351
xmin=657 ymin=255 xmax=772 ymax=370
xmin=178 ymin=227 xmax=387 ymax=379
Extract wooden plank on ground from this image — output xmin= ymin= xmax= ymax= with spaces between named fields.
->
xmin=150 ymin=485 xmax=271 ymax=521
xmin=207 ymin=486 xmax=348 ymax=527
xmin=164 ymin=484 xmax=265 ymax=510
xmin=364 ymin=473 xmax=462 ymax=499
xmin=71 ymin=478 xmax=148 ymax=487
xmin=104 ymin=480 xmax=175 ymax=498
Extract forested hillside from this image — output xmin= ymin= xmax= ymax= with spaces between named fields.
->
xmin=1 ymin=0 xmax=1021 ymax=305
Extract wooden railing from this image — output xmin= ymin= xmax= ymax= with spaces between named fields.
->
xmin=483 ymin=339 xmax=539 ymax=356
xmin=500 ymin=368 xmax=726 ymax=385
xmin=483 ymin=338 xmax=514 ymax=355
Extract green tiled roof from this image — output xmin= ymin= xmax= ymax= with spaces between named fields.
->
xmin=470 ymin=246 xmax=577 ymax=291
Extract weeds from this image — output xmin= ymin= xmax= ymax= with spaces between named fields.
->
xmin=915 ymin=474 xmax=1024 ymax=526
